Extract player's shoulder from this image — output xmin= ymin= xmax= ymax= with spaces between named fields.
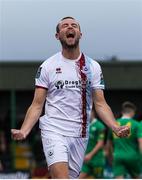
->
xmin=41 ymin=52 xmax=61 ymax=67
xmin=129 ymin=118 xmax=139 ymax=124
xmin=121 ymin=118 xmax=139 ymax=127
xmin=132 ymin=119 xmax=141 ymax=126
xmin=84 ymin=54 xmax=101 ymax=68
xmin=130 ymin=119 xmax=142 ymax=131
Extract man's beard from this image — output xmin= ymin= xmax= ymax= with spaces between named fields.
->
xmin=59 ymin=38 xmax=80 ymax=50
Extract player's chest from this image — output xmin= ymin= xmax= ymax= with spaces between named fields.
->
xmin=48 ymin=61 xmax=92 ymax=90
xmin=49 ymin=63 xmax=79 ymax=82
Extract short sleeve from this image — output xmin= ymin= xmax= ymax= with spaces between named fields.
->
xmin=35 ymin=63 xmax=49 ymax=89
xmin=91 ymin=62 xmax=105 ymax=90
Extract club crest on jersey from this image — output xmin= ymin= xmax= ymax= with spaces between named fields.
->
xmin=56 ymin=67 xmax=62 ymax=74
xmin=81 ymin=66 xmax=89 ymax=75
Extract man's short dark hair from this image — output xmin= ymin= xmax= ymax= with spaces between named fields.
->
xmin=122 ymin=101 xmax=137 ymax=114
xmin=56 ymin=16 xmax=80 ymax=33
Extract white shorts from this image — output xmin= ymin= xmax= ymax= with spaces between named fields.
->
xmin=41 ymin=130 xmax=88 ymax=179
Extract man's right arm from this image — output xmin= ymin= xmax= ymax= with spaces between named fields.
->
xmin=11 ymin=87 xmax=47 ymax=140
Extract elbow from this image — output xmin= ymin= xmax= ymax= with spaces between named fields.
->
xmin=29 ymin=103 xmax=43 ymax=114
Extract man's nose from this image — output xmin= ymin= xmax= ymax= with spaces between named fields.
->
xmin=68 ymin=24 xmax=73 ymax=29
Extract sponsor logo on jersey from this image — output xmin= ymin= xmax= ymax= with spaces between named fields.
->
xmin=54 ymin=80 xmax=91 ymax=89
xmin=55 ymin=80 xmax=64 ymax=89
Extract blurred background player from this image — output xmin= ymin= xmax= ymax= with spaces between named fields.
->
xmin=106 ymin=101 xmax=142 ymax=179
xmin=79 ymin=106 xmax=106 ymax=179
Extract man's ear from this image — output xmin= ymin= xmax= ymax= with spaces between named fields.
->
xmin=79 ymin=32 xmax=82 ymax=39
xmin=55 ymin=33 xmax=59 ymax=40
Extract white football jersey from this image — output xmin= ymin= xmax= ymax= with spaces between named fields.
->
xmin=35 ymin=52 xmax=105 ymax=137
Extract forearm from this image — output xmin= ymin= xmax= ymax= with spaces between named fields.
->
xmin=90 ymin=141 xmax=104 ymax=157
xmin=11 ymin=88 xmax=47 ymax=140
xmin=95 ymin=102 xmax=118 ymax=131
xmin=93 ymin=90 xmax=130 ymax=138
xmin=20 ymin=104 xmax=42 ymax=136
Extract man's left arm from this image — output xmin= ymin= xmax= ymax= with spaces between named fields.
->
xmin=93 ymin=89 xmax=130 ymax=137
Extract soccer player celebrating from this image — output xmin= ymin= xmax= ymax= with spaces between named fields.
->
xmin=11 ymin=17 xmax=130 ymax=179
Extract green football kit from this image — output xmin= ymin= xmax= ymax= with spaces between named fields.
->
xmin=81 ymin=119 xmax=105 ymax=178
xmin=108 ymin=118 xmax=142 ymax=177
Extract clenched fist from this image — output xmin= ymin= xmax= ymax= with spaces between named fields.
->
xmin=112 ymin=125 xmax=130 ymax=138
xmin=11 ymin=129 xmax=26 ymax=140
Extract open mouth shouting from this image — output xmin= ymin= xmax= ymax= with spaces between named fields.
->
xmin=66 ymin=31 xmax=75 ymax=40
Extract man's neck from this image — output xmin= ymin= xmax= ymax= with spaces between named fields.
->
xmin=62 ymin=47 xmax=81 ymax=60
xmin=121 ymin=115 xmax=132 ymax=119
